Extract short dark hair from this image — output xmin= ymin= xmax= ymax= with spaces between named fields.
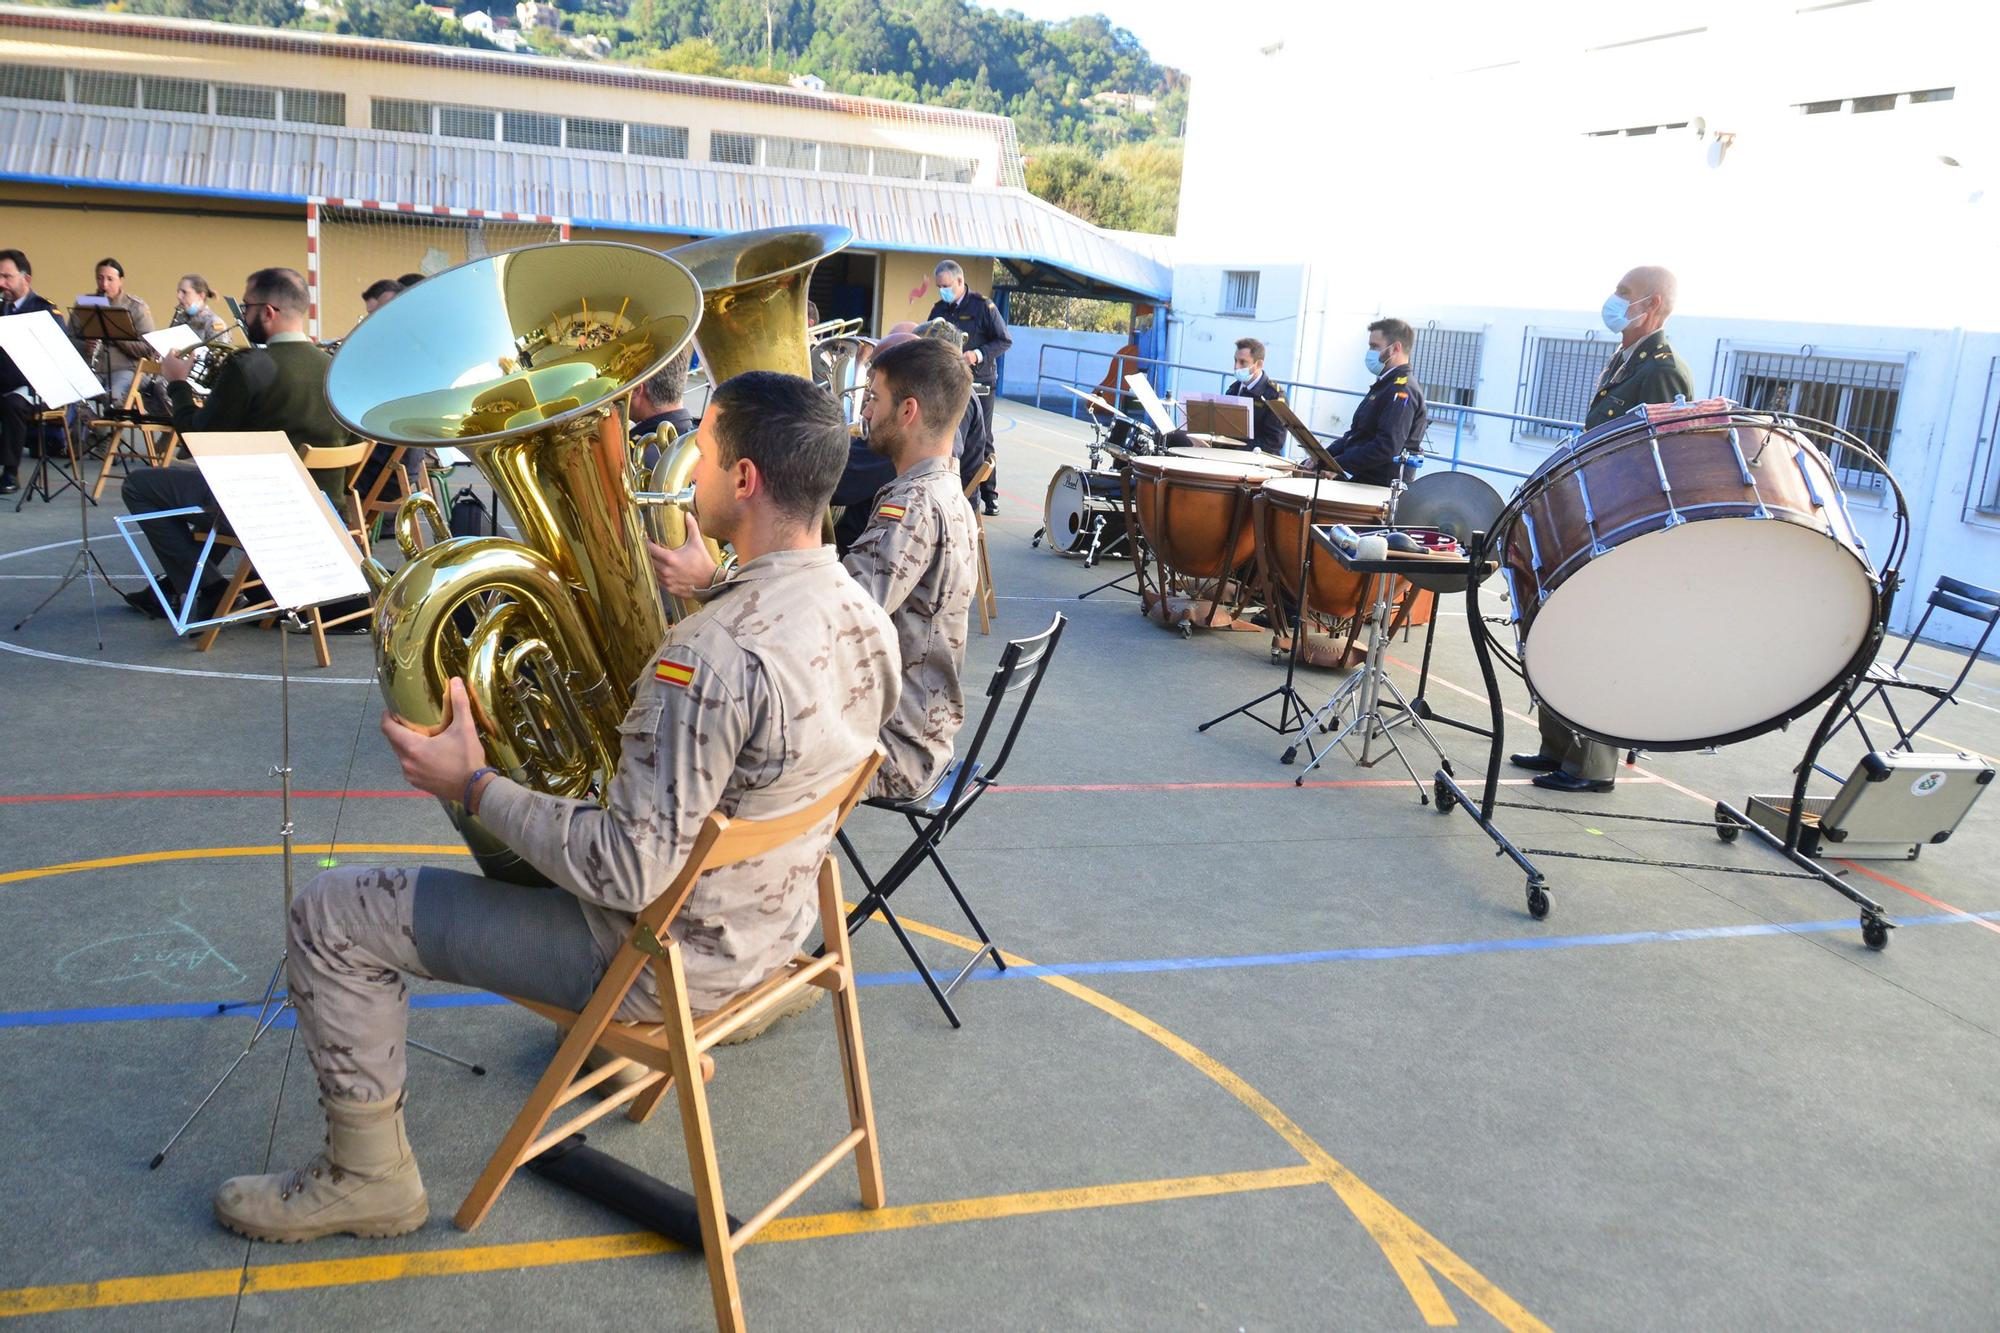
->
xmin=246 ymin=267 xmax=310 ymax=316
xmin=95 ymin=257 xmax=125 ymax=277
xmin=708 ymin=371 xmax=848 ymax=527
xmin=869 ymin=337 xmax=973 ymax=436
xmin=641 ymin=345 xmax=690 ymax=408
xmin=361 ymin=278 xmax=403 ymax=302
xmin=1234 ymin=337 xmax=1265 ymax=363
xmin=0 ymin=249 xmax=28 ymax=276
xmin=1368 ymin=318 xmax=1414 ymax=355
xmin=397 ymin=272 xmax=425 ymax=289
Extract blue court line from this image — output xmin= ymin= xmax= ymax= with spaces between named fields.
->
xmin=5 ymin=909 xmax=1995 ymax=1032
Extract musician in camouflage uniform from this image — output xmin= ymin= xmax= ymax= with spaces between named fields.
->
xmin=657 ymin=339 xmax=979 ymax=802
xmin=211 ymin=371 xmax=899 ymax=1245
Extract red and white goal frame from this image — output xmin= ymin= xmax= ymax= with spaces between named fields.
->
xmin=305 ymin=197 xmax=572 ymax=340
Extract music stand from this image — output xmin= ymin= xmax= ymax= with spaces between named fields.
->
xmin=148 ymin=433 xmax=482 ymax=1168
xmin=1262 ymin=394 xmax=1346 ymax=475
xmin=0 ymin=312 xmax=120 ymax=641
xmin=1182 ymin=392 xmax=1253 ymax=443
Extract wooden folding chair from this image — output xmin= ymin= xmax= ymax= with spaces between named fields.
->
xmin=456 ymin=748 xmax=886 ymax=1333
xmin=357 ymin=443 xmax=438 ymax=538
xmin=194 ymin=441 xmax=373 ymax=667
xmin=962 ymin=459 xmax=997 ymax=635
xmin=87 ymin=357 xmax=177 ymax=499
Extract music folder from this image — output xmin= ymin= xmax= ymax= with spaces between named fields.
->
xmin=1182 ymin=392 xmax=1253 ymax=442
xmin=183 ymin=431 xmax=368 ymax=611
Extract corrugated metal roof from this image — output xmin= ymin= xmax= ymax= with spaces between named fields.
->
xmin=0 ymin=101 xmax=1170 ymax=300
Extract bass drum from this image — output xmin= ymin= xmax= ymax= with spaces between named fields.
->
xmin=1041 ymin=465 xmax=1129 ymax=558
xmin=1501 ymin=407 xmax=1882 ymax=750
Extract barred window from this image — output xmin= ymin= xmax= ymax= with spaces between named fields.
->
xmin=710 ymin=131 xmax=757 ymax=166
xmin=283 ymin=89 xmax=345 ymax=126
xmin=1219 ymin=271 xmax=1259 ymax=318
xmin=142 ymin=76 xmax=207 ymax=115
xmin=1410 ymin=326 xmax=1483 ymax=432
xmin=628 ymin=123 xmax=688 ymax=159
xmin=565 ymin=116 xmax=622 ymax=154
xmin=1726 ymin=349 xmax=1904 ymax=490
xmin=923 ymin=156 xmax=975 ymax=183
xmin=1514 ymin=334 xmax=1614 ymax=440
xmin=502 ymin=110 xmax=561 ymax=147
xmin=0 ymin=63 xmax=65 ymax=103
xmin=871 ymin=148 xmax=921 ymax=179
xmin=372 ymin=98 xmax=431 ymax=134
xmin=764 ymin=136 xmax=817 ymax=170
xmin=439 ymin=105 xmax=496 ymax=140
xmin=72 ymin=71 xmax=138 ymax=109
xmin=215 ymin=83 xmax=278 ymax=120
xmin=820 ymin=142 xmax=870 ymax=175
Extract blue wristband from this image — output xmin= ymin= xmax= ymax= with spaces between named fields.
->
xmin=463 ymin=765 xmax=501 ymax=812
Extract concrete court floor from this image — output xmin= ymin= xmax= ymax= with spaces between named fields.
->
xmin=0 ymin=401 xmax=1996 ymax=1331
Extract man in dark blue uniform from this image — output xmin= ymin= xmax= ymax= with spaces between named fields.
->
xmin=1323 ymin=318 xmax=1428 ymax=485
xmin=927 ymin=260 xmax=1011 ymax=515
xmin=0 ymin=249 xmax=63 ymax=496
xmin=1510 ymin=265 xmax=1695 ymax=794
xmin=1225 ymin=337 xmax=1290 ymax=455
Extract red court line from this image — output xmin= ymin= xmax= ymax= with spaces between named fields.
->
xmin=0 ymin=790 xmax=423 ymax=805
xmin=1380 ymin=646 xmax=1996 ymax=933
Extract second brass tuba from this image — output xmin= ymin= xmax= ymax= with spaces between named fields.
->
xmin=329 ymin=241 xmax=702 ymax=886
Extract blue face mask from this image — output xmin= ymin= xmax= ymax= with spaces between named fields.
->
xmin=1363 ymin=347 xmax=1386 ymax=377
xmin=1601 ymin=293 xmax=1644 ymax=334
xmin=939 ymin=283 xmax=961 ymax=305
xmin=1235 ymin=364 xmax=1255 ymax=383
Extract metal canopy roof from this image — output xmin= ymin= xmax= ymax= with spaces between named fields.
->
xmin=0 ymin=102 xmax=1171 ymax=301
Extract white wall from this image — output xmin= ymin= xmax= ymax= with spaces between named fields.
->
xmin=999 ymin=326 xmax=1130 ymax=406
xmin=1169 ymin=0 xmax=2000 ymax=647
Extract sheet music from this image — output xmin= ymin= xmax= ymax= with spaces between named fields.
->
xmin=73 ymin=294 xmax=110 ymax=308
xmin=193 ymin=453 xmax=368 ymax=609
xmin=1125 ymin=373 xmax=1177 ymax=433
xmin=432 ymin=446 xmax=469 ymax=468
xmin=0 ymin=311 xmax=105 ymax=407
xmin=143 ymin=324 xmax=203 ymax=356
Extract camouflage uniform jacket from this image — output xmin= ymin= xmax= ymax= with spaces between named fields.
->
xmin=841 ymin=453 xmax=979 ymax=799
xmin=478 ymin=547 xmax=900 ymax=1013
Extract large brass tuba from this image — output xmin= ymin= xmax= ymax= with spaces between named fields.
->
xmin=666 ymin=224 xmax=853 ymax=385
xmin=328 ymin=242 xmax=702 ymax=885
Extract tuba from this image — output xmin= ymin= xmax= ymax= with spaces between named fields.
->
xmin=328 ymin=242 xmax=702 ymax=886
xmin=665 ymin=225 xmax=853 ymax=386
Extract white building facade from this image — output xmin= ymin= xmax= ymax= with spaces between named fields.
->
xmin=1170 ymin=0 xmax=1999 ymax=646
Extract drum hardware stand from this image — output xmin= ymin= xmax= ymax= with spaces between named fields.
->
xmin=1197 ymin=462 xmax=1336 ymax=757
xmin=152 ymin=611 xmax=484 ymax=1170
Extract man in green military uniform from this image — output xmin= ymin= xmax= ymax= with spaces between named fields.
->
xmin=1511 ymin=265 xmax=1694 ymax=794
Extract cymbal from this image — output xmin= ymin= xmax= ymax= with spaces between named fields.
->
xmin=1394 ymin=470 xmax=1505 ymax=593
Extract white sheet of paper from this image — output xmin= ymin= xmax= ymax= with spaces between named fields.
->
xmin=193 ymin=453 xmax=368 ymax=609
xmin=143 ymin=324 xmax=203 ymax=356
xmin=432 ymin=446 xmax=469 ymax=468
xmin=0 ymin=311 xmax=104 ymax=407
xmin=1125 ymin=372 xmax=1177 ymax=433
xmin=73 ymin=294 xmax=110 ymax=308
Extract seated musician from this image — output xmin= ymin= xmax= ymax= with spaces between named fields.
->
xmin=66 ymin=257 xmax=155 ymax=420
xmin=1164 ymin=337 xmax=1289 ymax=456
xmin=913 ymin=317 xmax=983 ymax=491
xmin=630 ymin=346 xmax=696 ymax=470
xmin=828 ymin=323 xmax=968 ymax=553
xmin=0 ymin=248 xmax=62 ymax=498
xmin=1316 ymin=318 xmax=1428 ymax=486
xmin=656 ymin=340 xmax=977 ymax=804
xmin=360 ymin=278 xmax=402 ymax=316
xmin=211 ymin=371 xmax=899 ymax=1245
xmin=171 ymin=274 xmax=227 ymax=344
xmin=119 ymin=267 xmax=355 ymax=624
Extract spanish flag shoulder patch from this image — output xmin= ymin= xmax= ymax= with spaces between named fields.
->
xmin=655 ymin=658 xmax=695 ymax=688
xmin=875 ymin=501 xmax=908 ymax=522
xmin=1394 ymin=391 xmax=1409 ymax=402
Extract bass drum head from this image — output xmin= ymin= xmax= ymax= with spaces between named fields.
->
xmin=1041 ymin=465 xmax=1127 ymax=556
xmin=1525 ymin=517 xmax=1877 ymax=747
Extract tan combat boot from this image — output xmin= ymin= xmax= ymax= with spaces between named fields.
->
xmin=213 ymin=1092 xmax=428 ymax=1243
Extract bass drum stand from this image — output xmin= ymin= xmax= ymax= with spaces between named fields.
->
xmin=1431 ymin=414 xmax=1906 ymax=947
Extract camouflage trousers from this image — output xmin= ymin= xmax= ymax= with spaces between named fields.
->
xmin=287 ymin=865 xmax=616 ymax=1103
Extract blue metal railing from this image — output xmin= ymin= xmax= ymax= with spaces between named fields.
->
xmin=1029 ymin=342 xmax=1581 ymax=484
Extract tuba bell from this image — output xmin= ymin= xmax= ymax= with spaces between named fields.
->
xmin=665 ymin=225 xmax=853 ymax=386
xmin=328 ymin=241 xmax=702 ymax=886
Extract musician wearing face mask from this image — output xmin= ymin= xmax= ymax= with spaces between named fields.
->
xmin=927 ymin=260 xmax=1010 ymax=515
xmin=1320 ymin=319 xmax=1428 ymax=485
xmin=1162 ymin=337 xmax=1290 ymax=456
xmin=172 ymin=275 xmax=226 ymax=343
xmin=1509 ymin=265 xmax=1692 ymax=795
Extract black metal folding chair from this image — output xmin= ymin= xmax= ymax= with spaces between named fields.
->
xmin=834 ymin=614 xmax=1067 ymax=1027
xmin=1817 ymin=575 xmax=2000 ymax=776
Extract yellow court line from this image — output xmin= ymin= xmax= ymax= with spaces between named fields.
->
xmin=0 ymin=1167 xmax=1323 ymax=1319
xmin=0 ymin=845 xmax=1547 ymax=1329
xmin=0 ymin=844 xmax=470 ymax=888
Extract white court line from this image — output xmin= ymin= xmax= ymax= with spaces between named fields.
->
xmin=0 ymin=637 xmax=377 ymax=685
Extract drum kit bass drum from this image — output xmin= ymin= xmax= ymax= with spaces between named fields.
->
xmin=1038 ymin=397 xmax=1890 ymax=759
